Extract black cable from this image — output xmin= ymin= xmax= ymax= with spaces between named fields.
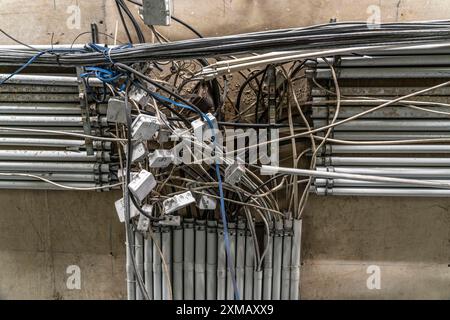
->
xmin=171 ymin=16 xmax=204 ymax=38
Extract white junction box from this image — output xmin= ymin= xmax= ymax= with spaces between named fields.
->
xmin=225 ymin=162 xmax=246 ymax=185
xmin=191 ymin=113 xmax=218 ymax=143
xmin=136 ymin=204 xmax=153 ymax=232
xmin=114 ymin=197 xmax=139 ymax=223
xmin=148 ymin=149 xmax=173 ymax=168
xmin=131 ymin=114 xmax=161 ymax=141
xmin=128 ymin=169 xmax=157 ymax=202
xmin=129 ymin=142 xmax=148 ymax=163
xmin=163 ymin=191 xmax=195 ymax=214
xmin=107 ymin=97 xmax=127 ymax=124
xmin=196 ymin=194 xmax=217 ymax=210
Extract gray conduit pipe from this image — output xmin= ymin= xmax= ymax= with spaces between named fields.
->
xmin=135 ymin=232 xmax=144 ymax=300
xmin=183 ymin=218 xmax=195 ymax=300
xmin=244 ymin=228 xmax=254 ymax=300
xmin=281 ymin=219 xmax=293 ymax=300
xmin=290 ymin=219 xmax=302 ymax=300
xmin=206 ymin=220 xmax=217 ymax=300
xmin=262 ymin=222 xmax=273 ymax=300
xmin=152 ymin=225 xmax=162 ymax=300
xmin=161 ymin=227 xmax=172 ymax=300
xmin=236 ymin=219 xmax=246 ymax=297
xmin=172 ymin=223 xmax=184 ymax=300
xmin=195 ymin=220 xmax=206 ymax=300
xmin=271 ymin=221 xmax=283 ymax=300
xmin=126 ymin=235 xmax=136 ymax=300
xmin=253 ymin=270 xmax=263 ymax=300
xmin=144 ymin=232 xmax=153 ymax=300
xmin=226 ymin=222 xmax=237 ymax=300
xmin=216 ymin=222 xmax=226 ymax=300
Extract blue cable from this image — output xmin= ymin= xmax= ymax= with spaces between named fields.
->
xmin=151 ymin=92 xmax=241 ymax=300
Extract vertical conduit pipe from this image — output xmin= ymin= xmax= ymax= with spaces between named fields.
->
xmin=272 ymin=220 xmax=283 ymax=300
xmin=281 ymin=219 xmax=293 ymax=300
xmin=144 ymin=232 xmax=153 ymax=300
xmin=236 ymin=219 xmax=246 ymax=296
xmin=195 ymin=220 xmax=206 ymax=300
xmin=135 ymin=232 xmax=144 ymax=300
xmin=161 ymin=226 xmax=172 ymax=300
xmin=262 ymin=222 xmax=274 ymax=300
xmin=226 ymin=222 xmax=237 ymax=300
xmin=206 ymin=220 xmax=217 ymax=300
xmin=253 ymin=269 xmax=263 ymax=300
xmin=244 ymin=226 xmax=254 ymax=300
xmin=290 ymin=219 xmax=302 ymax=300
xmin=172 ymin=223 xmax=184 ymax=300
xmin=126 ymin=235 xmax=136 ymax=300
xmin=183 ymin=218 xmax=195 ymax=300
xmin=152 ymin=225 xmax=162 ymax=300
xmin=217 ymin=222 xmax=227 ymax=300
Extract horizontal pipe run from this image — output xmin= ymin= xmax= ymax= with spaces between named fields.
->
xmin=0 ymin=181 xmax=102 ymax=190
xmin=0 ymin=103 xmax=82 ymax=114
xmin=316 ymin=166 xmax=450 ymax=178
xmin=322 ymin=145 xmax=450 ymax=154
xmin=0 ymin=173 xmax=110 ymax=182
xmin=317 ymin=157 xmax=450 ymax=167
xmin=314 ymin=187 xmax=450 ymax=197
xmin=324 ymin=131 xmax=450 ymax=141
xmin=313 ymin=119 xmax=450 ymax=131
xmin=311 ymin=106 xmax=450 ymax=119
xmin=0 ymin=138 xmax=111 ymax=149
xmin=314 ymin=54 xmax=450 ymax=67
xmin=0 ymin=150 xmax=110 ymax=162
xmin=0 ymin=161 xmax=110 ymax=173
xmin=0 ymin=93 xmax=79 ymax=103
xmin=0 ymin=84 xmax=78 ymax=93
xmin=0 ymin=127 xmax=93 ymax=136
xmin=312 ymin=86 xmax=450 ymax=97
xmin=0 ymin=73 xmax=103 ymax=86
xmin=0 ymin=116 xmax=104 ymax=127
xmin=261 ymin=165 xmax=450 ymax=189
xmin=309 ymin=67 xmax=450 ymax=79
xmin=314 ymin=178 xmax=450 ymax=188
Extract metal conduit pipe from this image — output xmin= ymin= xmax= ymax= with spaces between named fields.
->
xmin=316 ymin=166 xmax=450 ymax=178
xmin=315 ymin=55 xmax=450 ymax=67
xmin=172 ymin=224 xmax=184 ymax=300
xmin=126 ymin=234 xmax=136 ymax=300
xmin=0 ymin=85 xmax=79 ymax=93
xmin=271 ymin=221 xmax=283 ymax=300
xmin=194 ymin=220 xmax=206 ymax=300
xmin=312 ymin=86 xmax=450 ymax=96
xmin=144 ymin=232 xmax=153 ymax=300
xmin=0 ymin=115 xmax=106 ymax=126
xmin=183 ymin=219 xmax=195 ymax=300
xmin=0 ymin=162 xmax=110 ymax=173
xmin=322 ymin=145 xmax=450 ymax=154
xmin=152 ymin=226 xmax=162 ymax=300
xmin=226 ymin=223 xmax=237 ymax=300
xmin=244 ymin=228 xmax=254 ymax=300
xmin=290 ymin=219 xmax=302 ymax=300
xmin=315 ymin=178 xmax=450 ymax=187
xmin=281 ymin=219 xmax=293 ymax=300
xmin=161 ymin=227 xmax=172 ymax=301
xmin=216 ymin=223 xmax=226 ymax=300
xmin=0 ymin=181 xmax=104 ymax=190
xmin=0 ymin=173 xmax=110 ymax=182
xmin=0 ymin=104 xmax=82 ymax=114
xmin=313 ymin=119 xmax=450 ymax=131
xmin=327 ymin=131 xmax=450 ymax=141
xmin=0 ymin=138 xmax=111 ymax=149
xmin=309 ymin=67 xmax=450 ymax=79
xmin=314 ymin=187 xmax=450 ymax=197
xmin=317 ymin=157 xmax=450 ymax=167
xmin=0 ymin=150 xmax=110 ymax=162
xmin=253 ymin=270 xmax=263 ymax=300
xmin=262 ymin=222 xmax=273 ymax=300
xmin=0 ymin=127 xmax=96 ymax=136
xmin=236 ymin=220 xmax=246 ymax=297
xmin=206 ymin=220 xmax=217 ymax=300
xmin=135 ymin=232 xmax=144 ymax=300
xmin=0 ymin=93 xmax=80 ymax=103
xmin=312 ymin=106 xmax=450 ymax=119
xmin=0 ymin=73 xmax=103 ymax=86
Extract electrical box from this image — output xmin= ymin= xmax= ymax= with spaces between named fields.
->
xmin=142 ymin=0 xmax=172 ymax=26
xmin=107 ymin=97 xmax=127 ymax=124
xmin=129 ymin=142 xmax=149 ymax=163
xmin=131 ymin=114 xmax=160 ymax=141
xmin=128 ymin=169 xmax=157 ymax=202
xmin=225 ymin=162 xmax=246 ymax=185
xmin=163 ymin=191 xmax=195 ymax=214
xmin=148 ymin=149 xmax=173 ymax=168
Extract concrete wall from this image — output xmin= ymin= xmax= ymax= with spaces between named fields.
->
xmin=0 ymin=0 xmax=448 ymax=299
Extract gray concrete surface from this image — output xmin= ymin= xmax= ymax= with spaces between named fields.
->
xmin=0 ymin=0 xmax=448 ymax=299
